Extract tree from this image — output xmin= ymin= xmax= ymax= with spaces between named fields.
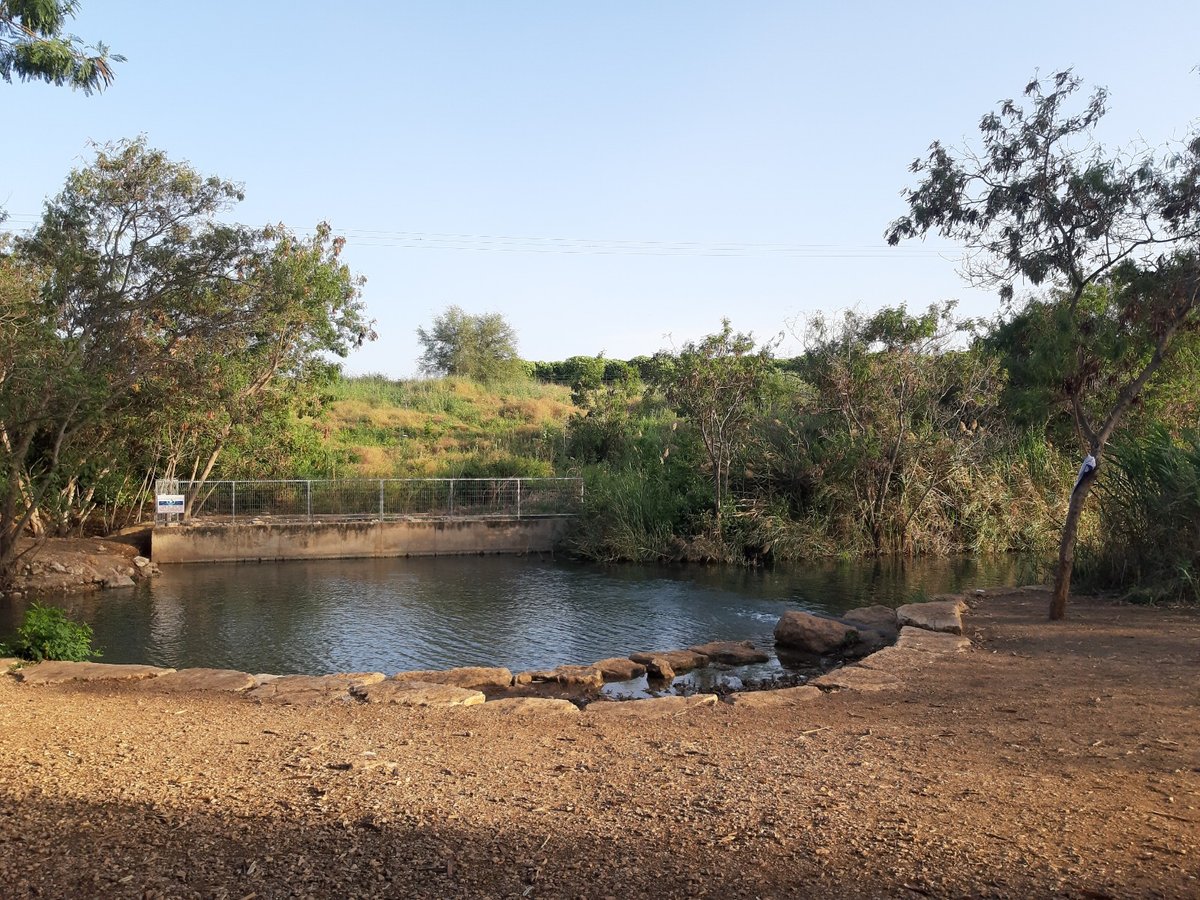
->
xmin=663 ymin=321 xmax=776 ymax=527
xmin=0 ymin=139 xmax=372 ymax=580
xmin=416 ymin=306 xmax=521 ymax=382
xmin=887 ymin=71 xmax=1200 ymax=619
xmin=1 ymin=0 xmax=122 ymax=92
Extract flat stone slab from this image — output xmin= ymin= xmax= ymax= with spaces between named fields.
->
xmin=687 ymin=640 xmax=769 ymax=665
xmin=811 ymin=666 xmax=901 ymax=692
xmin=392 ymin=666 xmax=513 ymax=689
xmin=477 ymin=697 xmax=580 ymax=716
xmin=896 ymin=600 xmax=963 ymax=635
xmin=514 ymin=665 xmax=604 ymax=688
xmin=135 ymin=668 xmax=257 ymax=693
xmin=586 ymin=694 xmax=718 ymax=717
xmin=246 ymin=672 xmax=386 ymax=704
xmin=628 ymin=649 xmax=709 ymax=673
xmin=855 ymin=646 xmax=928 ymax=673
xmin=14 ymin=661 xmax=174 ymax=685
xmin=350 ymin=680 xmax=485 ymax=708
xmin=591 ymin=657 xmax=647 ymax=681
xmin=728 ymin=685 xmax=821 ymax=708
xmin=895 ymin=626 xmax=971 ymax=653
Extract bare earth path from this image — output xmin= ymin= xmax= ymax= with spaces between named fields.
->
xmin=1 ymin=589 xmax=1197 ymax=899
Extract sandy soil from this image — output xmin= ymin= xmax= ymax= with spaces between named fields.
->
xmin=0 ymin=588 xmax=1197 ymax=899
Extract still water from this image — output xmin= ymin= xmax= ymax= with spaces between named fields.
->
xmin=2 ymin=554 xmax=1039 ymax=677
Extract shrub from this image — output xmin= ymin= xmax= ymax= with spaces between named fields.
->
xmin=0 ymin=603 xmax=100 ymax=662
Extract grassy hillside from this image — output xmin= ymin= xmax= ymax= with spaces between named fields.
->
xmin=322 ymin=374 xmax=576 ymax=478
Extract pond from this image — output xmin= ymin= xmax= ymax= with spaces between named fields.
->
xmin=1 ymin=554 xmax=1040 ymax=684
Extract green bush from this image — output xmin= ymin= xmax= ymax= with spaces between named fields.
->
xmin=0 ymin=603 xmax=100 ymax=662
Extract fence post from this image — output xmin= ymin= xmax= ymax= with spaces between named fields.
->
xmin=306 ymin=480 xmax=312 ymax=522
xmin=516 ymin=478 xmax=522 ymax=520
xmin=231 ymin=481 xmax=237 ymax=522
xmin=379 ymin=480 xmax=384 ymax=522
xmin=448 ymin=479 xmax=454 ymax=516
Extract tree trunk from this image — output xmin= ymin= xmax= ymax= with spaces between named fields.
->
xmin=1050 ymin=458 xmax=1100 ymax=620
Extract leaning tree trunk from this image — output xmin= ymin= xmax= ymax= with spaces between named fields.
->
xmin=1050 ymin=456 xmax=1101 ymax=620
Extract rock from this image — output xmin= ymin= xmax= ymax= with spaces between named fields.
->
xmin=48 ymin=561 xmax=68 ymax=574
xmin=133 ymin=556 xmax=152 ymax=569
xmin=855 ymin=646 xmax=927 ymax=673
xmin=513 ymin=665 xmax=604 ymax=688
xmin=351 ymin=680 xmax=485 ymax=708
xmin=728 ymin=685 xmax=822 ymax=708
xmin=586 ymin=694 xmax=719 ymax=717
xmin=14 ymin=661 xmax=174 ymax=685
xmin=246 ymin=672 xmax=385 ymax=704
xmin=628 ymin=649 xmax=709 ymax=673
xmin=841 ymin=605 xmax=899 ymax=641
xmin=135 ymin=668 xmax=256 ymax=693
xmin=102 ymin=574 xmax=136 ymax=589
xmin=811 ymin=666 xmax=900 ymax=692
xmin=895 ymin=626 xmax=971 ymax=653
xmin=687 ymin=640 xmax=769 ymax=665
xmin=644 ymin=656 xmax=675 ymax=680
xmin=392 ymin=666 xmax=513 ymax=689
xmin=896 ymin=600 xmax=964 ymax=635
xmin=774 ymin=611 xmax=858 ymax=654
xmin=590 ymin=657 xmax=647 ymax=681
xmin=477 ymin=697 xmax=580 ymax=716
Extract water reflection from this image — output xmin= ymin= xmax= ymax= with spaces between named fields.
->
xmin=1 ymin=554 xmax=1039 ymax=676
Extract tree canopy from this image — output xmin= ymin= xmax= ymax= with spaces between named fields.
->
xmin=416 ymin=306 xmax=521 ymax=382
xmin=1 ymin=0 xmax=121 ymax=92
xmin=887 ymin=70 xmax=1200 ymax=618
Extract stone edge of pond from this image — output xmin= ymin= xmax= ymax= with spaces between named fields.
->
xmin=2 ymin=593 xmax=983 ymax=715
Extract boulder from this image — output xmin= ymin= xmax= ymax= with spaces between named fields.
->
xmin=841 ymin=605 xmax=899 ymax=642
xmin=246 ymin=672 xmax=385 ymax=704
xmin=478 ymin=697 xmax=580 ymax=716
xmin=894 ymin=626 xmax=971 ymax=653
xmin=135 ymin=667 xmax=257 ymax=693
xmin=811 ymin=666 xmax=900 ymax=692
xmin=392 ymin=666 xmax=513 ymax=689
xmin=687 ymin=640 xmax=769 ymax=665
xmin=628 ymin=649 xmax=709 ymax=673
xmin=586 ymin=694 xmax=718 ymax=717
xmin=14 ymin=661 xmax=173 ymax=684
xmin=351 ymin=680 xmax=485 ymax=708
xmin=590 ymin=657 xmax=647 ymax=681
xmin=774 ymin=611 xmax=858 ymax=655
xmin=896 ymin=600 xmax=963 ymax=635
xmin=102 ymin=574 xmax=136 ymax=589
xmin=644 ymin=656 xmax=675 ymax=681
xmin=728 ymin=685 xmax=822 ymax=708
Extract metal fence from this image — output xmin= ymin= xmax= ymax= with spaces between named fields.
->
xmin=154 ymin=477 xmax=583 ymax=525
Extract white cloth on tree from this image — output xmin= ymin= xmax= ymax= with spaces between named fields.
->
xmin=1072 ymin=454 xmax=1097 ymax=493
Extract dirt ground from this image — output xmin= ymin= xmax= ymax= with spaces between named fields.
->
xmin=0 ymin=588 xmax=1197 ymax=899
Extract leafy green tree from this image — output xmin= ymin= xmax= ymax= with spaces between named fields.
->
xmin=887 ymin=71 xmax=1200 ymax=619
xmin=663 ymin=321 xmax=776 ymax=527
xmin=1 ymin=0 xmax=121 ymax=92
xmin=416 ymin=306 xmax=521 ymax=383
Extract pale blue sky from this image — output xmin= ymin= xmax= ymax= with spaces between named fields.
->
xmin=4 ymin=2 xmax=1198 ymax=374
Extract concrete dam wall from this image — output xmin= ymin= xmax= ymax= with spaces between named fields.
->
xmin=153 ymin=516 xmax=572 ymax=564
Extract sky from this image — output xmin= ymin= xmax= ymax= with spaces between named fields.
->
xmin=4 ymin=1 xmax=1199 ymax=376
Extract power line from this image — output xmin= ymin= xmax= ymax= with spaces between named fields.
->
xmin=0 ymin=214 xmax=961 ymax=259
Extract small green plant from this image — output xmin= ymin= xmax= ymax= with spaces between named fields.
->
xmin=0 ymin=603 xmax=100 ymax=662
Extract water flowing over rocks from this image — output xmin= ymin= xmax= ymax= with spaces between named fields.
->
xmin=774 ymin=610 xmax=858 ymax=654
xmin=392 ymin=666 xmax=513 ymax=689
